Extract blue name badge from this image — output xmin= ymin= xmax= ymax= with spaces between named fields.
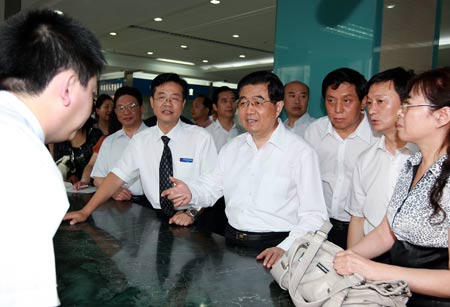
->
xmin=180 ymin=157 xmax=194 ymax=163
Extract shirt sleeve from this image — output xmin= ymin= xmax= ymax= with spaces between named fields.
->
xmin=91 ymin=137 xmax=111 ymax=178
xmin=189 ymin=139 xmax=225 ymax=210
xmin=345 ymin=159 xmax=366 ymax=217
xmin=277 ymin=146 xmax=329 ymax=251
xmin=111 ymin=139 xmax=140 ymax=184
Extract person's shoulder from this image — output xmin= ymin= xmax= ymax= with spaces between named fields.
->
xmin=304 ymin=115 xmax=328 ymax=139
xmin=180 ymin=121 xmax=212 ymax=138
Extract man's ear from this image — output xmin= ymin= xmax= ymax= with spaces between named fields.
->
xmin=434 ymin=106 xmax=450 ymax=128
xmin=275 ymin=100 xmax=284 ymax=117
xmin=360 ymin=96 xmax=367 ymax=111
xmin=60 ymin=71 xmax=78 ymax=107
xmin=213 ymin=103 xmax=218 ymax=113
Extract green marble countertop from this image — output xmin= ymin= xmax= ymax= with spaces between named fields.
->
xmin=55 ymin=193 xmax=294 ymax=307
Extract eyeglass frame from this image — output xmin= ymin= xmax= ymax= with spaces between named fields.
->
xmin=400 ymin=101 xmax=440 ymax=114
xmin=153 ymin=95 xmax=184 ymax=104
xmin=115 ymin=102 xmax=140 ymax=113
xmin=235 ymin=95 xmax=273 ymax=109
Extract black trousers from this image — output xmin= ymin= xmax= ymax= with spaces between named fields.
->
xmin=328 ymin=218 xmax=349 ymax=249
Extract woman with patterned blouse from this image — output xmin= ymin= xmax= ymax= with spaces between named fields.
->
xmin=334 ymin=67 xmax=450 ymax=306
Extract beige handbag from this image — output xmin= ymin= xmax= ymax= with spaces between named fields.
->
xmin=270 ymin=222 xmax=411 ymax=307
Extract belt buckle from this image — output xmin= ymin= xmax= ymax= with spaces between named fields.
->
xmin=236 ymin=232 xmax=247 ymax=240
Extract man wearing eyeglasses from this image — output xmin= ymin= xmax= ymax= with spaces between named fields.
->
xmin=91 ymin=86 xmax=148 ymax=200
xmin=64 ymin=73 xmax=218 ymax=227
xmin=161 ymin=71 xmax=328 ymax=268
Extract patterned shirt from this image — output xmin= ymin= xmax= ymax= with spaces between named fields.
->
xmin=387 ymin=152 xmax=450 ymax=248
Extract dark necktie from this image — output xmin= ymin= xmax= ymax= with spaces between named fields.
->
xmin=159 ymin=136 xmax=175 ymax=217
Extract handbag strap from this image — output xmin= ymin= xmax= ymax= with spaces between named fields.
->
xmin=287 ymin=222 xmax=364 ymax=307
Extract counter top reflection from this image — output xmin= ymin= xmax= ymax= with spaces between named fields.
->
xmin=54 ymin=193 xmax=294 ymax=307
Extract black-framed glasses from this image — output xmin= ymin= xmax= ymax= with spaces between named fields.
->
xmin=236 ymin=95 xmax=272 ymax=109
xmin=115 ymin=102 xmax=139 ymax=113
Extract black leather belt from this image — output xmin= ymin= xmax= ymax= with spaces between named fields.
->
xmin=225 ymin=225 xmax=289 ymax=242
xmin=330 ymin=218 xmax=349 ymax=231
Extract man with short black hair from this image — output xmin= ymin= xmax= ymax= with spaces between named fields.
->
xmin=206 ymin=86 xmax=244 ymax=151
xmin=0 ymin=9 xmax=105 ymax=306
xmin=191 ymin=94 xmax=213 ymax=127
xmin=304 ymin=68 xmax=379 ymax=249
xmin=64 ymin=73 xmax=218 ymax=227
xmin=162 ymin=71 xmax=328 ymax=268
xmin=91 ymin=86 xmax=148 ymax=201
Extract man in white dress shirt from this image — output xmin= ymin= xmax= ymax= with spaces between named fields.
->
xmin=0 ymin=9 xmax=105 ymax=306
xmin=64 ymin=73 xmax=218 ymax=227
xmin=91 ymin=86 xmax=147 ymax=201
xmin=162 ymin=71 xmax=328 ymax=268
xmin=346 ymin=67 xmax=416 ymax=253
xmin=283 ymin=81 xmax=315 ymax=137
xmin=304 ymin=68 xmax=379 ymax=249
xmin=206 ymin=86 xmax=245 ymax=152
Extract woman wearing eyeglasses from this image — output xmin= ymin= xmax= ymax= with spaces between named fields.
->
xmin=334 ymin=67 xmax=450 ymax=306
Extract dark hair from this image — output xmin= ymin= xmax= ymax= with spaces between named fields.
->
xmin=212 ymin=86 xmax=235 ymax=104
xmin=0 ymin=9 xmax=105 ymax=94
xmin=108 ymin=111 xmax=122 ymax=134
xmin=366 ymin=67 xmax=415 ymax=101
xmin=195 ymin=94 xmax=213 ymax=113
xmin=321 ymin=68 xmax=366 ymax=101
xmin=408 ymin=67 xmax=450 ymax=223
xmin=237 ymin=71 xmax=284 ymax=103
xmin=95 ymin=94 xmax=113 ymax=109
xmin=284 ymin=80 xmax=310 ymax=96
xmin=113 ymin=86 xmax=143 ymax=106
xmin=150 ymin=73 xmax=188 ymax=100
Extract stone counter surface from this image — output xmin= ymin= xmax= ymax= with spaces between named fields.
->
xmin=54 ymin=193 xmax=294 ymax=307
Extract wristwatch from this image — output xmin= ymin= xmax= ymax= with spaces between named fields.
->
xmin=186 ymin=207 xmax=200 ymax=220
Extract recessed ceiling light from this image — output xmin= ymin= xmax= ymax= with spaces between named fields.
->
xmin=232 ymin=34 xmax=239 ymax=38
xmin=54 ymin=10 xmax=64 ymax=15
xmin=386 ymin=4 xmax=395 ymax=8
xmin=109 ymin=32 xmax=117 ymax=36
xmin=154 ymin=17 xmax=163 ymax=22
xmin=210 ymin=0 xmax=221 ymax=4
xmin=202 ymin=60 xmax=209 ymax=63
xmin=147 ymin=51 xmax=154 ymax=55
xmin=156 ymin=58 xmax=195 ymax=66
xmin=239 ymin=54 xmax=246 ymax=58
xmin=180 ymin=45 xmax=188 ymax=49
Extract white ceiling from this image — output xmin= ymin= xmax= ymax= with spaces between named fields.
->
xmin=1 ymin=0 xmax=449 ymax=83
xmin=11 ymin=0 xmax=276 ymax=83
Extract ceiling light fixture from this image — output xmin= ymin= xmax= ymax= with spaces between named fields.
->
xmin=147 ymin=51 xmax=154 ymax=55
xmin=180 ymin=45 xmax=188 ymax=49
xmin=232 ymin=34 xmax=239 ymax=38
xmin=386 ymin=4 xmax=395 ymax=8
xmin=54 ymin=10 xmax=64 ymax=15
xmin=202 ymin=57 xmax=274 ymax=70
xmin=239 ymin=54 xmax=246 ymax=58
xmin=156 ymin=58 xmax=195 ymax=66
xmin=109 ymin=32 xmax=117 ymax=36
xmin=210 ymin=0 xmax=221 ymax=4
xmin=154 ymin=17 xmax=163 ymax=22
xmin=202 ymin=60 xmax=208 ymax=63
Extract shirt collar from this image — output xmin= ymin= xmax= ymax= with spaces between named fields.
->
xmin=118 ymin=122 xmax=147 ymax=138
xmin=0 ymin=91 xmax=45 ymax=143
xmin=154 ymin=119 xmax=182 ymax=143
xmin=245 ymin=118 xmax=286 ymax=151
xmin=323 ymin=112 xmax=373 ymax=143
xmin=406 ymin=152 xmax=447 ymax=177
xmin=376 ymin=135 xmax=416 ymax=155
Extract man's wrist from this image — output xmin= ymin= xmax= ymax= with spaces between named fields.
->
xmin=185 ymin=207 xmax=200 ymax=220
